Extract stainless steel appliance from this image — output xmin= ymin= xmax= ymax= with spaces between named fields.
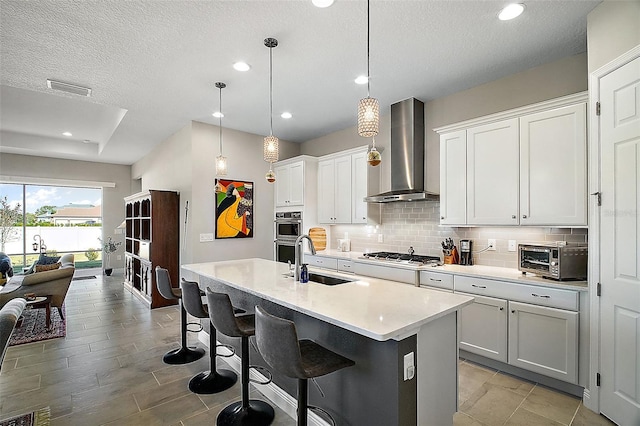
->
xmin=518 ymin=243 xmax=587 ymax=280
xmin=275 ymin=211 xmax=302 ymax=240
xmin=360 ymin=250 xmax=440 ymax=266
xmin=459 ymin=240 xmax=472 ymax=265
xmin=274 ymin=211 xmax=302 ymax=263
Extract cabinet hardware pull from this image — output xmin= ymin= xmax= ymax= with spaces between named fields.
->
xmin=471 ymin=284 xmax=487 ymax=288
xmin=511 ymin=310 xmax=516 ymax=313
xmin=430 ymin=278 xmax=442 ymax=282
xmin=441 ymin=216 xmax=445 ymax=220
xmin=522 ymin=214 xmax=528 ymax=219
xmin=499 ymin=307 xmax=504 ymax=311
xmin=512 ymin=215 xmax=516 ymax=219
xmin=531 ymin=293 xmax=550 ymax=298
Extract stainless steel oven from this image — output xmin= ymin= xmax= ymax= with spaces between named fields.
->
xmin=275 ymin=211 xmax=302 ymax=240
xmin=274 ymin=211 xmax=302 ymax=263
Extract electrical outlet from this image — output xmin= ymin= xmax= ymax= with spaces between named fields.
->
xmin=508 ymin=240 xmax=517 ymax=252
xmin=403 ymin=352 xmax=415 ymax=381
xmin=378 ymin=234 xmax=384 ymax=243
xmin=488 ymin=239 xmax=496 ymax=250
xmin=199 ymin=233 xmax=214 ymax=242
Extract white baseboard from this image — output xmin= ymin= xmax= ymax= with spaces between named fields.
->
xmin=198 ymin=331 xmax=329 ymax=426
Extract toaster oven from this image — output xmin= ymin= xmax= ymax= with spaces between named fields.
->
xmin=518 ymin=243 xmax=588 ymax=281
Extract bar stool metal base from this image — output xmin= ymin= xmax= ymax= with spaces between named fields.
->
xmin=188 ymin=369 xmax=237 ymax=394
xmin=163 ymin=346 xmax=205 ymax=365
xmin=216 ymin=400 xmax=275 ymax=426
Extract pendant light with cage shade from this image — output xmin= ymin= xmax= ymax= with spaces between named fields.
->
xmin=264 ymin=38 xmax=279 ymax=182
xmin=358 ymin=0 xmax=381 ymax=166
xmin=214 ymin=82 xmax=227 ymax=176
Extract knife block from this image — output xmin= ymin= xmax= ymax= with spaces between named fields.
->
xmin=444 ymin=247 xmax=459 ymax=264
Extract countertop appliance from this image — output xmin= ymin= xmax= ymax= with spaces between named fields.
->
xmin=459 ymin=239 xmax=472 ymax=265
xmin=360 ymin=251 xmax=440 ymax=266
xmin=518 ymin=242 xmax=588 ymax=280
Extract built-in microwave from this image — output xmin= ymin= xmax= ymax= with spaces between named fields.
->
xmin=518 ymin=243 xmax=588 ymax=281
xmin=275 ymin=211 xmax=302 ymax=240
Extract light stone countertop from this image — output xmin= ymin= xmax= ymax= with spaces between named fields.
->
xmin=182 ymin=258 xmax=473 ymax=342
xmin=309 ymin=249 xmax=588 ymax=291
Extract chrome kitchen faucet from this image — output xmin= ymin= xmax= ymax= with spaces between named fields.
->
xmin=294 ymin=234 xmax=316 ymax=281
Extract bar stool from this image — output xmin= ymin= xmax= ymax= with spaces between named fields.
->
xmin=180 ymin=279 xmax=237 ymax=394
xmin=155 ymin=266 xmax=205 ymax=365
xmin=255 ymin=306 xmax=355 ymax=426
xmin=206 ymin=289 xmax=275 ymax=425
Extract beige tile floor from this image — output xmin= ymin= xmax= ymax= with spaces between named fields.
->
xmin=0 ymin=273 xmax=616 ymax=426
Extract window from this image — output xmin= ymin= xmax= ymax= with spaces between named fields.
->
xmin=0 ymin=183 xmax=103 ymax=270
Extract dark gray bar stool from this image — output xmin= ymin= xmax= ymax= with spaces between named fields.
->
xmin=206 ymin=289 xmax=275 ymax=425
xmin=255 ymin=306 xmax=355 ymax=426
xmin=155 ymin=266 xmax=205 ymax=365
xmin=180 ymin=279 xmax=237 ymax=394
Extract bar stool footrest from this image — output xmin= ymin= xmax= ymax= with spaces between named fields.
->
xmin=186 ymin=321 xmax=203 ymax=333
xmin=249 ymin=365 xmax=272 ymax=385
xmin=216 ymin=343 xmax=236 ymax=358
xmin=308 ymin=405 xmax=336 ymax=426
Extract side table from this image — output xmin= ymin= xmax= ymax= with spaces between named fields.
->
xmin=25 ymin=295 xmax=53 ymax=329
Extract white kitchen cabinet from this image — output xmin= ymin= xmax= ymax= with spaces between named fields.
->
xmin=318 ymin=156 xmax=352 ymax=224
xmin=351 ymin=150 xmax=381 ymax=224
xmin=508 ymin=301 xmax=579 ymax=384
xmin=458 ymin=292 xmax=508 ymax=363
xmin=439 ymin=130 xmax=467 ymax=225
xmin=466 ymin=118 xmax=519 ymax=225
xmin=419 ymin=270 xmax=454 ymax=291
xmin=337 ymin=259 xmax=354 ymax=273
xmin=304 ymin=254 xmax=338 ymax=270
xmin=519 ymin=103 xmax=587 ymax=226
xmin=435 ymin=92 xmax=588 ymax=227
xmin=275 ymin=160 xmax=305 ymax=207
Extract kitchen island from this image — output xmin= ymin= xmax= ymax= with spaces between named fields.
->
xmin=182 ymin=258 xmax=473 ymax=426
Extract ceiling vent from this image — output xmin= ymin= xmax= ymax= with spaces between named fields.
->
xmin=46 ymin=79 xmax=92 ymax=97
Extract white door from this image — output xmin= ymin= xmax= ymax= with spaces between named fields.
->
xmin=599 ymin=55 xmax=640 ymax=425
xmin=334 ymin=155 xmax=352 ymax=223
xmin=508 ymin=301 xmax=578 ymax=384
xmin=317 ymin=159 xmax=335 ymax=223
xmin=520 ymin=103 xmax=587 ymax=226
xmin=467 ymin=118 xmax=519 ymax=225
xmin=440 ymin=130 xmax=467 ymax=225
xmin=458 ymin=293 xmax=508 ymax=363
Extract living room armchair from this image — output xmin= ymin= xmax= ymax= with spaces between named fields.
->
xmin=0 ymin=254 xmax=75 ymax=318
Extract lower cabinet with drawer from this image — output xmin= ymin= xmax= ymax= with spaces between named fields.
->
xmin=304 ymin=254 xmax=338 ymax=270
xmin=455 ymin=276 xmax=580 ymax=385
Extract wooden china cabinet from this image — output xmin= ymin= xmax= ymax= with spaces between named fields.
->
xmin=123 ymin=190 xmax=179 ymax=308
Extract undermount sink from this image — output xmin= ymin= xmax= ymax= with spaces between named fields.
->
xmin=308 ymin=273 xmax=353 ymax=286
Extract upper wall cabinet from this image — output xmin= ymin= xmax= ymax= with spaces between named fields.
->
xmin=435 ymin=92 xmax=588 ymax=227
xmin=273 ymin=156 xmax=318 ymax=210
xmin=317 ymin=146 xmax=381 ymax=225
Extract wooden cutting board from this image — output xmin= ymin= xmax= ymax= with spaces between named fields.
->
xmin=308 ymin=227 xmax=327 ymax=251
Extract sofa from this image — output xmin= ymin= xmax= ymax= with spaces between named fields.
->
xmin=0 ymin=298 xmax=26 ymax=366
xmin=0 ymin=254 xmax=75 ymax=317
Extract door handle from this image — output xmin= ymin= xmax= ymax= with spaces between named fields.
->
xmin=499 ymin=307 xmax=504 ymax=311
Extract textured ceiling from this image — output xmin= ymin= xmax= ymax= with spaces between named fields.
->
xmin=0 ymin=0 xmax=600 ymax=165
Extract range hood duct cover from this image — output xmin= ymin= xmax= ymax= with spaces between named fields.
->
xmin=365 ymin=97 xmax=439 ymax=203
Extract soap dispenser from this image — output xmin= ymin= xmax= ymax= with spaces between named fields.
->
xmin=300 ymin=264 xmax=309 ymax=283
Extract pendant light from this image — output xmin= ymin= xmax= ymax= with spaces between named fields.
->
xmin=358 ymin=0 xmax=379 ymax=138
xmin=264 ymin=37 xmax=279 ymax=183
xmin=215 ymin=82 xmax=227 ymax=176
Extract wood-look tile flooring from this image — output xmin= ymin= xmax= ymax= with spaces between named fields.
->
xmin=0 ymin=273 xmax=616 ymax=426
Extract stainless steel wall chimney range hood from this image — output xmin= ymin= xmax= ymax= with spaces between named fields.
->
xmin=364 ymin=98 xmax=439 ymax=203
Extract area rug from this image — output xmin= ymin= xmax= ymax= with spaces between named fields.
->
xmin=71 ymin=275 xmax=97 ymax=281
xmin=0 ymin=407 xmax=50 ymax=426
xmin=8 ymin=305 xmax=65 ymax=346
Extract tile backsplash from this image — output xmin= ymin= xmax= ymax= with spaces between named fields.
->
xmin=330 ymin=201 xmax=587 ymax=269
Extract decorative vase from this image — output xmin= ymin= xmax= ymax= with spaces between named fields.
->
xmin=105 ymin=268 xmax=113 ymax=276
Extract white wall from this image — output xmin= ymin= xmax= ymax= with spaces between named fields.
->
xmin=132 ymin=120 xmax=300 ymax=265
xmin=587 ymin=0 xmax=640 ymax=72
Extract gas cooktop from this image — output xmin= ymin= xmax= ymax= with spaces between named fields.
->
xmin=360 ymin=251 xmax=441 ymax=266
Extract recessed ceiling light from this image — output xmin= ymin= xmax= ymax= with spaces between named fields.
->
xmin=355 ymin=75 xmax=368 ymax=85
xmin=498 ymin=3 xmax=525 ymax=20
xmin=233 ymin=62 xmax=251 ymax=72
xmin=62 ymin=132 xmax=72 ymax=137
xmin=281 ymin=112 xmax=292 ymax=119
xmin=212 ymin=112 xmax=224 ymax=118
xmin=312 ymin=0 xmax=334 ymax=8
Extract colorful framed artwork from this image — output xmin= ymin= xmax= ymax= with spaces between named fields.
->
xmin=215 ymin=179 xmax=253 ymax=239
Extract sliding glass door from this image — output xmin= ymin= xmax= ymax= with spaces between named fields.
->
xmin=0 ymin=183 xmax=102 ymax=270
